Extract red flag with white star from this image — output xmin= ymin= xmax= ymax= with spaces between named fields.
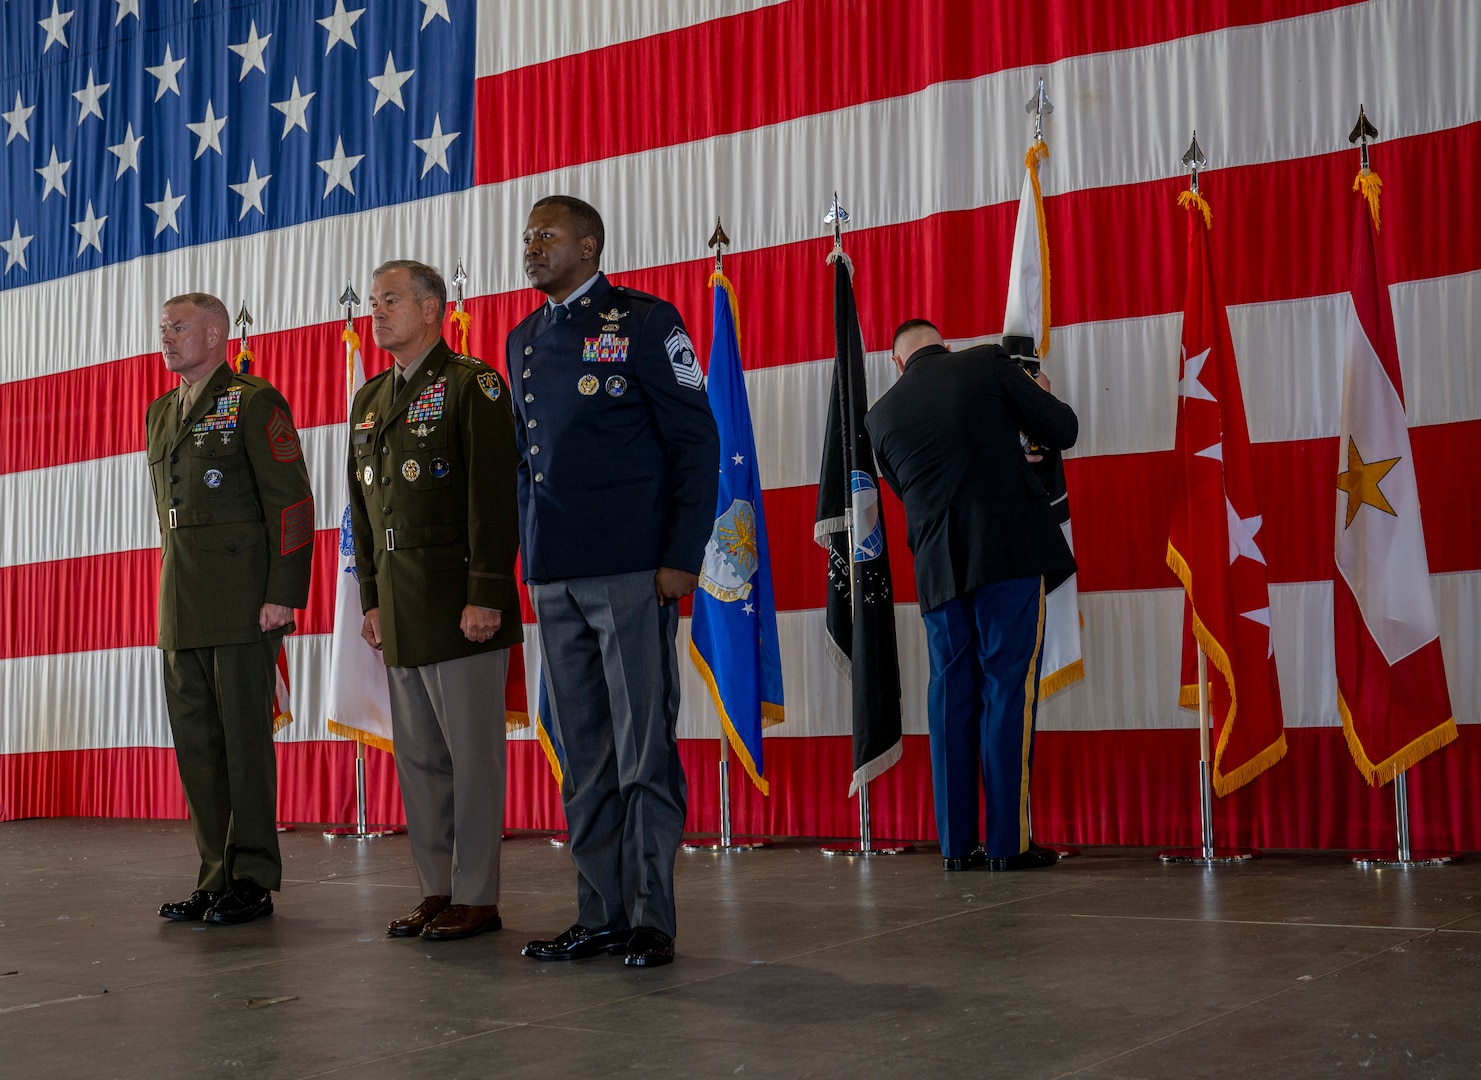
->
xmin=1166 ymin=188 xmax=1287 ymax=796
xmin=1334 ymin=162 xmax=1456 ymax=785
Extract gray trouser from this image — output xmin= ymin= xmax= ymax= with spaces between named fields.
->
xmin=530 ymin=571 xmax=687 ymax=939
xmin=386 ymin=649 xmax=508 ymax=906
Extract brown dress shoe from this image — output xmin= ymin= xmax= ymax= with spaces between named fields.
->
xmin=420 ymin=903 xmax=502 ymax=941
xmin=387 ymin=895 xmax=451 ymax=938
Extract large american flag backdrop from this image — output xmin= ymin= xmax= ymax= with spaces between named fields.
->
xmin=2 ymin=0 xmax=1476 ymax=847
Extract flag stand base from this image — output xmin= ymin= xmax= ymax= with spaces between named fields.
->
xmin=323 ymin=747 xmax=404 ymax=839
xmin=1157 ymin=754 xmax=1259 ymax=864
xmin=1157 ymin=848 xmax=1257 ymax=864
xmin=1047 ymin=844 xmax=1080 ymax=859
xmin=683 ymin=836 xmax=773 ymax=852
xmin=819 ymin=784 xmax=914 ymax=857
xmin=549 ymin=832 xmax=569 ymax=848
xmin=683 ymin=740 xmax=773 ymax=851
xmin=275 ymin=823 xmax=296 ymax=833
xmin=1350 ymin=774 xmax=1460 ymax=868
xmin=1351 ymin=852 xmax=1458 ymax=868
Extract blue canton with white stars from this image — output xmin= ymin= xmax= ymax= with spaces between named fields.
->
xmin=0 ymin=0 xmax=474 ymax=288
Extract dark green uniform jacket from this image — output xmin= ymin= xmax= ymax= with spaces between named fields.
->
xmin=346 ymin=339 xmax=523 ymax=668
xmin=145 ymin=364 xmax=315 ymax=649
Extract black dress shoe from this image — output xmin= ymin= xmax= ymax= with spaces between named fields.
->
xmin=942 ymin=848 xmax=987 ymax=871
xmin=986 ymin=842 xmax=1060 ymax=872
xmin=522 ymin=924 xmax=630 ymax=961
xmin=623 ymin=927 xmax=674 ymax=968
xmin=158 ymin=890 xmax=223 ymax=921
xmin=204 ymin=881 xmax=274 ymax=925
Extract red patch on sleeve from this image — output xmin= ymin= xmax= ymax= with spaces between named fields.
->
xmin=266 ymin=407 xmax=302 ymax=463
xmin=281 ymin=497 xmax=313 ymax=555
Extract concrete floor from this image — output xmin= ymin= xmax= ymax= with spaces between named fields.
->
xmin=1 ymin=821 xmax=1479 ymax=1079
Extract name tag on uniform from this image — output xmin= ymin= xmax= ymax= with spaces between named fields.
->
xmin=583 ymin=333 xmax=630 ymax=363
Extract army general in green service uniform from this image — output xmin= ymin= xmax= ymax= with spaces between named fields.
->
xmin=347 ymin=260 xmax=522 ymax=942
xmin=146 ymin=292 xmax=315 ymax=926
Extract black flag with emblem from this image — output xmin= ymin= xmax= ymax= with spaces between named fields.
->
xmin=813 ymin=251 xmax=903 ymax=796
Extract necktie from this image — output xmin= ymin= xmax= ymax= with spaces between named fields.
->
xmin=549 ymin=303 xmax=569 ymax=324
xmin=393 ymin=370 xmax=405 ymax=396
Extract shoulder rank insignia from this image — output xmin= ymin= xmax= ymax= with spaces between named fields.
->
xmin=597 ymin=308 xmax=629 ymax=322
xmin=476 ymin=371 xmax=502 ymax=402
xmin=665 ymin=326 xmax=705 ymax=390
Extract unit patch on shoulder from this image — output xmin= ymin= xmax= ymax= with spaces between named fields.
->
xmin=266 ymin=407 xmax=302 ymax=462
xmin=665 ymin=327 xmax=704 ymax=389
xmin=476 ymin=371 xmax=502 ymax=402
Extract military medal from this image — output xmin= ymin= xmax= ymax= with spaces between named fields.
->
xmin=606 ymin=375 xmax=627 ymax=397
xmin=578 ymin=374 xmax=599 ymax=395
xmin=194 ymin=433 xmax=207 ymax=448
xmin=402 ymin=459 xmax=421 ymax=482
xmin=219 ymin=431 xmax=232 ymax=447
xmin=203 ymin=469 xmax=224 ymax=488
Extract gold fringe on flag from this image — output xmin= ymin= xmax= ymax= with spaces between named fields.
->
xmin=232 ymin=347 xmax=254 ymax=374
xmin=1177 ymin=189 xmax=1213 ymax=230
xmin=449 ymin=309 xmax=472 ymax=354
xmin=1025 ymin=139 xmax=1052 ymax=357
xmin=1353 ymin=168 xmax=1383 ymax=232
xmin=1166 ymin=540 xmax=1288 ymax=795
xmin=1338 ymin=691 xmax=1456 ymax=787
xmin=708 ymin=271 xmax=741 ymax=348
xmin=342 ymin=325 xmax=361 ymax=354
xmin=326 ymin=719 xmax=396 ymax=756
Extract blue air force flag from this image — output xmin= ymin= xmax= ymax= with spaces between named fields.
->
xmin=688 ymin=273 xmax=785 ymax=795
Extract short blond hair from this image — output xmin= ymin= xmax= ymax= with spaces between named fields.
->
xmin=163 ymin=292 xmax=230 ymax=332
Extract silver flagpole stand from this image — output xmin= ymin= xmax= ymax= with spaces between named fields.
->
xmin=1158 ymin=649 xmax=1255 ymax=863
xmin=816 ymin=194 xmax=910 ymax=860
xmin=1351 ymin=772 xmax=1459 ymax=868
xmin=324 ymin=742 xmax=402 ymax=840
xmin=684 ymin=217 xmax=770 ymax=854
xmin=821 ymin=781 xmax=911 ymax=858
xmin=684 ymin=738 xmax=772 ymax=851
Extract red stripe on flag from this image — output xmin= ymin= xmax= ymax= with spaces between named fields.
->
xmin=5 ymin=417 xmax=1478 ymax=661
xmin=5 ymin=122 xmax=1480 ymax=478
xmin=474 ymin=0 xmax=1362 ymax=185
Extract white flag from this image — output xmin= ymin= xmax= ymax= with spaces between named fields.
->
xmin=1003 ymin=139 xmax=1084 ymax=699
xmin=326 ymin=334 xmax=395 ymax=752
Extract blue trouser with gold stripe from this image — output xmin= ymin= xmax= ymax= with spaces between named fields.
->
xmin=921 ymin=576 xmax=1046 ymax=861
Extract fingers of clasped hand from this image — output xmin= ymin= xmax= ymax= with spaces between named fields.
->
xmin=655 ymin=567 xmax=699 ymax=606
xmin=361 ymin=609 xmax=383 ymax=651
xmin=461 ymin=605 xmax=502 ymax=643
xmin=259 ymin=603 xmax=294 ymax=633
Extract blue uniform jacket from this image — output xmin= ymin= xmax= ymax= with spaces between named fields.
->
xmin=505 ymin=273 xmax=720 ymax=583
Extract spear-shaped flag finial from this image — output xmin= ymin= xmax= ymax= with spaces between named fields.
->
xmin=1026 ymin=77 xmax=1054 ymax=142
xmin=233 ymin=300 xmax=255 ymax=375
xmin=708 ymin=216 xmax=731 ymax=275
xmin=1348 ymin=104 xmax=1379 ymax=173
xmin=1181 ymin=131 xmax=1208 ymax=193
xmin=339 ymin=279 xmax=359 ymax=328
xmin=824 ymin=191 xmax=850 ymax=250
xmin=452 ymin=256 xmax=467 ymax=312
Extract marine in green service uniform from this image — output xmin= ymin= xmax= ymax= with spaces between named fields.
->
xmin=145 ymin=292 xmax=315 ymax=926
